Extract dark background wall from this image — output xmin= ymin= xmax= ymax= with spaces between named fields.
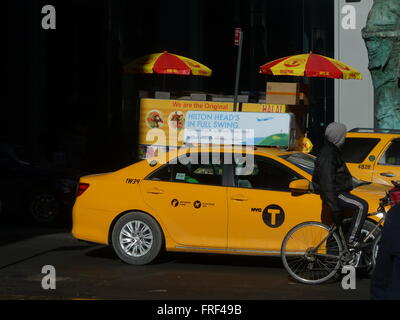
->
xmin=4 ymin=0 xmax=334 ymax=173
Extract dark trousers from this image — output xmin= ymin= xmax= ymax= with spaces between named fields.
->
xmin=371 ymin=204 xmax=400 ymax=300
xmin=336 ymin=192 xmax=369 ymax=243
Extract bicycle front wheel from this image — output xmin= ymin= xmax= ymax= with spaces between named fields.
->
xmin=371 ymin=233 xmax=381 ymax=273
xmin=281 ymin=221 xmax=343 ymax=284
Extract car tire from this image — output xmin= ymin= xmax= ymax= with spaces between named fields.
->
xmin=25 ymin=189 xmax=64 ymax=227
xmin=112 ymin=212 xmax=164 ymax=265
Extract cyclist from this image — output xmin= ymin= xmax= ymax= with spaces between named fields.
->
xmin=312 ymin=122 xmax=368 ymax=248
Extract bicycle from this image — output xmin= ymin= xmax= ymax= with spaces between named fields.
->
xmin=280 ymin=189 xmax=393 ymax=285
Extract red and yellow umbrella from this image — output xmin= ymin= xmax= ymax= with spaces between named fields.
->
xmin=259 ymin=53 xmax=362 ymax=80
xmin=123 ymin=51 xmax=212 ymax=77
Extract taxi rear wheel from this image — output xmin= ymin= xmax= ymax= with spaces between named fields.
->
xmin=112 ymin=212 xmax=163 ymax=265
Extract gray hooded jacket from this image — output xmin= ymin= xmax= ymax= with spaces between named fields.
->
xmin=312 ymin=123 xmax=353 ymax=212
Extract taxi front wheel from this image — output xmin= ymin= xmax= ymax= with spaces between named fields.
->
xmin=111 ymin=212 xmax=163 ymax=265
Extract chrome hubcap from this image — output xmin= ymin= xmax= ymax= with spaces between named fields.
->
xmin=119 ymin=220 xmax=153 ymax=257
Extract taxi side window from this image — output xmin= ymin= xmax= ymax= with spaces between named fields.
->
xmin=342 ymin=138 xmax=380 ymax=163
xmin=172 ymin=162 xmax=223 ymax=186
xmin=147 ymin=164 xmax=172 ymax=182
xmin=379 ymin=140 xmax=400 ymax=166
xmin=146 ymin=153 xmax=223 ymax=186
xmin=234 ymin=157 xmax=300 ymax=191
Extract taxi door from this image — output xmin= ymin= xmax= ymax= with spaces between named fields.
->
xmin=372 ymin=139 xmax=400 ymax=185
xmin=140 ymin=154 xmax=228 ymax=248
xmin=227 ymin=155 xmax=322 ymax=254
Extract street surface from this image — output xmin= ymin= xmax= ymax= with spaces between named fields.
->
xmin=0 ymin=222 xmax=372 ymax=301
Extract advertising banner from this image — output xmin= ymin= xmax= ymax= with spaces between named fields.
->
xmin=139 ymin=98 xmax=234 ymax=159
xmin=183 ymin=111 xmax=296 ymax=148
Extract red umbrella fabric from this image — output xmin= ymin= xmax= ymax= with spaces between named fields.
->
xmin=123 ymin=51 xmax=212 ymax=76
xmin=259 ymin=53 xmax=362 ymax=80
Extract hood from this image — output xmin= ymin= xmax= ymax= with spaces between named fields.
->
xmin=325 ymin=122 xmax=347 ymax=148
xmin=352 ymin=182 xmax=391 ymax=209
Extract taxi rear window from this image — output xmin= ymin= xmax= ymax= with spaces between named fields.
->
xmin=342 ymin=138 xmax=380 ymax=163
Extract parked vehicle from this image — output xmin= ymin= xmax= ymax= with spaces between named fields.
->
xmin=343 ymin=128 xmax=400 ymax=186
xmin=0 ymin=143 xmax=82 ymax=226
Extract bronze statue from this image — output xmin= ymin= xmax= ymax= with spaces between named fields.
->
xmin=362 ymin=0 xmax=400 ymax=129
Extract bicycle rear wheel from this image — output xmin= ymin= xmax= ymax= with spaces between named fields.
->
xmin=281 ymin=221 xmax=343 ymax=284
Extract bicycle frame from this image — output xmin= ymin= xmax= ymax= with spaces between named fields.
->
xmin=362 ymin=195 xmax=388 ymax=242
xmin=310 ymin=225 xmax=343 ymax=260
xmin=310 ymin=212 xmax=384 ymax=262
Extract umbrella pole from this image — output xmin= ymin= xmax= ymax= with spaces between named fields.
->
xmin=234 ymin=30 xmax=244 ymax=111
xmin=162 ymin=74 xmax=166 ymax=91
xmin=324 ymin=78 xmax=327 ymax=126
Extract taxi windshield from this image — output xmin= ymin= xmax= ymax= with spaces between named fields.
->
xmin=280 ymin=153 xmax=315 ymax=175
xmin=280 ymin=152 xmax=371 ymax=188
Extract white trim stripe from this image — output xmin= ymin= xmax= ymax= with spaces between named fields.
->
xmin=175 ymin=246 xmax=280 ymax=255
xmin=338 ymin=193 xmax=365 ymax=242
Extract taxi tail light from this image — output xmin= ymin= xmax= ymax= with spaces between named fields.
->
xmin=389 ymin=188 xmax=400 ymax=207
xmin=76 ymin=183 xmax=90 ymax=197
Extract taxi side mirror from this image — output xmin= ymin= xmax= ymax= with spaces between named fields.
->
xmin=289 ymin=179 xmax=310 ymax=192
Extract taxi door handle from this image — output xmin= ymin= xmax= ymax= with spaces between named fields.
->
xmin=381 ymin=172 xmax=395 ymax=177
xmin=231 ymin=195 xmax=248 ymax=201
xmin=146 ymin=187 xmax=164 ymax=194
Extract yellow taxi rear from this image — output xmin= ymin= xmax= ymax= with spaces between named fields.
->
xmin=344 ymin=130 xmax=400 ymax=186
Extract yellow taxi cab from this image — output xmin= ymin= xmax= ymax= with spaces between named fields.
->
xmin=343 ymin=128 xmax=400 ymax=186
xmin=72 ymin=146 xmax=390 ymax=265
